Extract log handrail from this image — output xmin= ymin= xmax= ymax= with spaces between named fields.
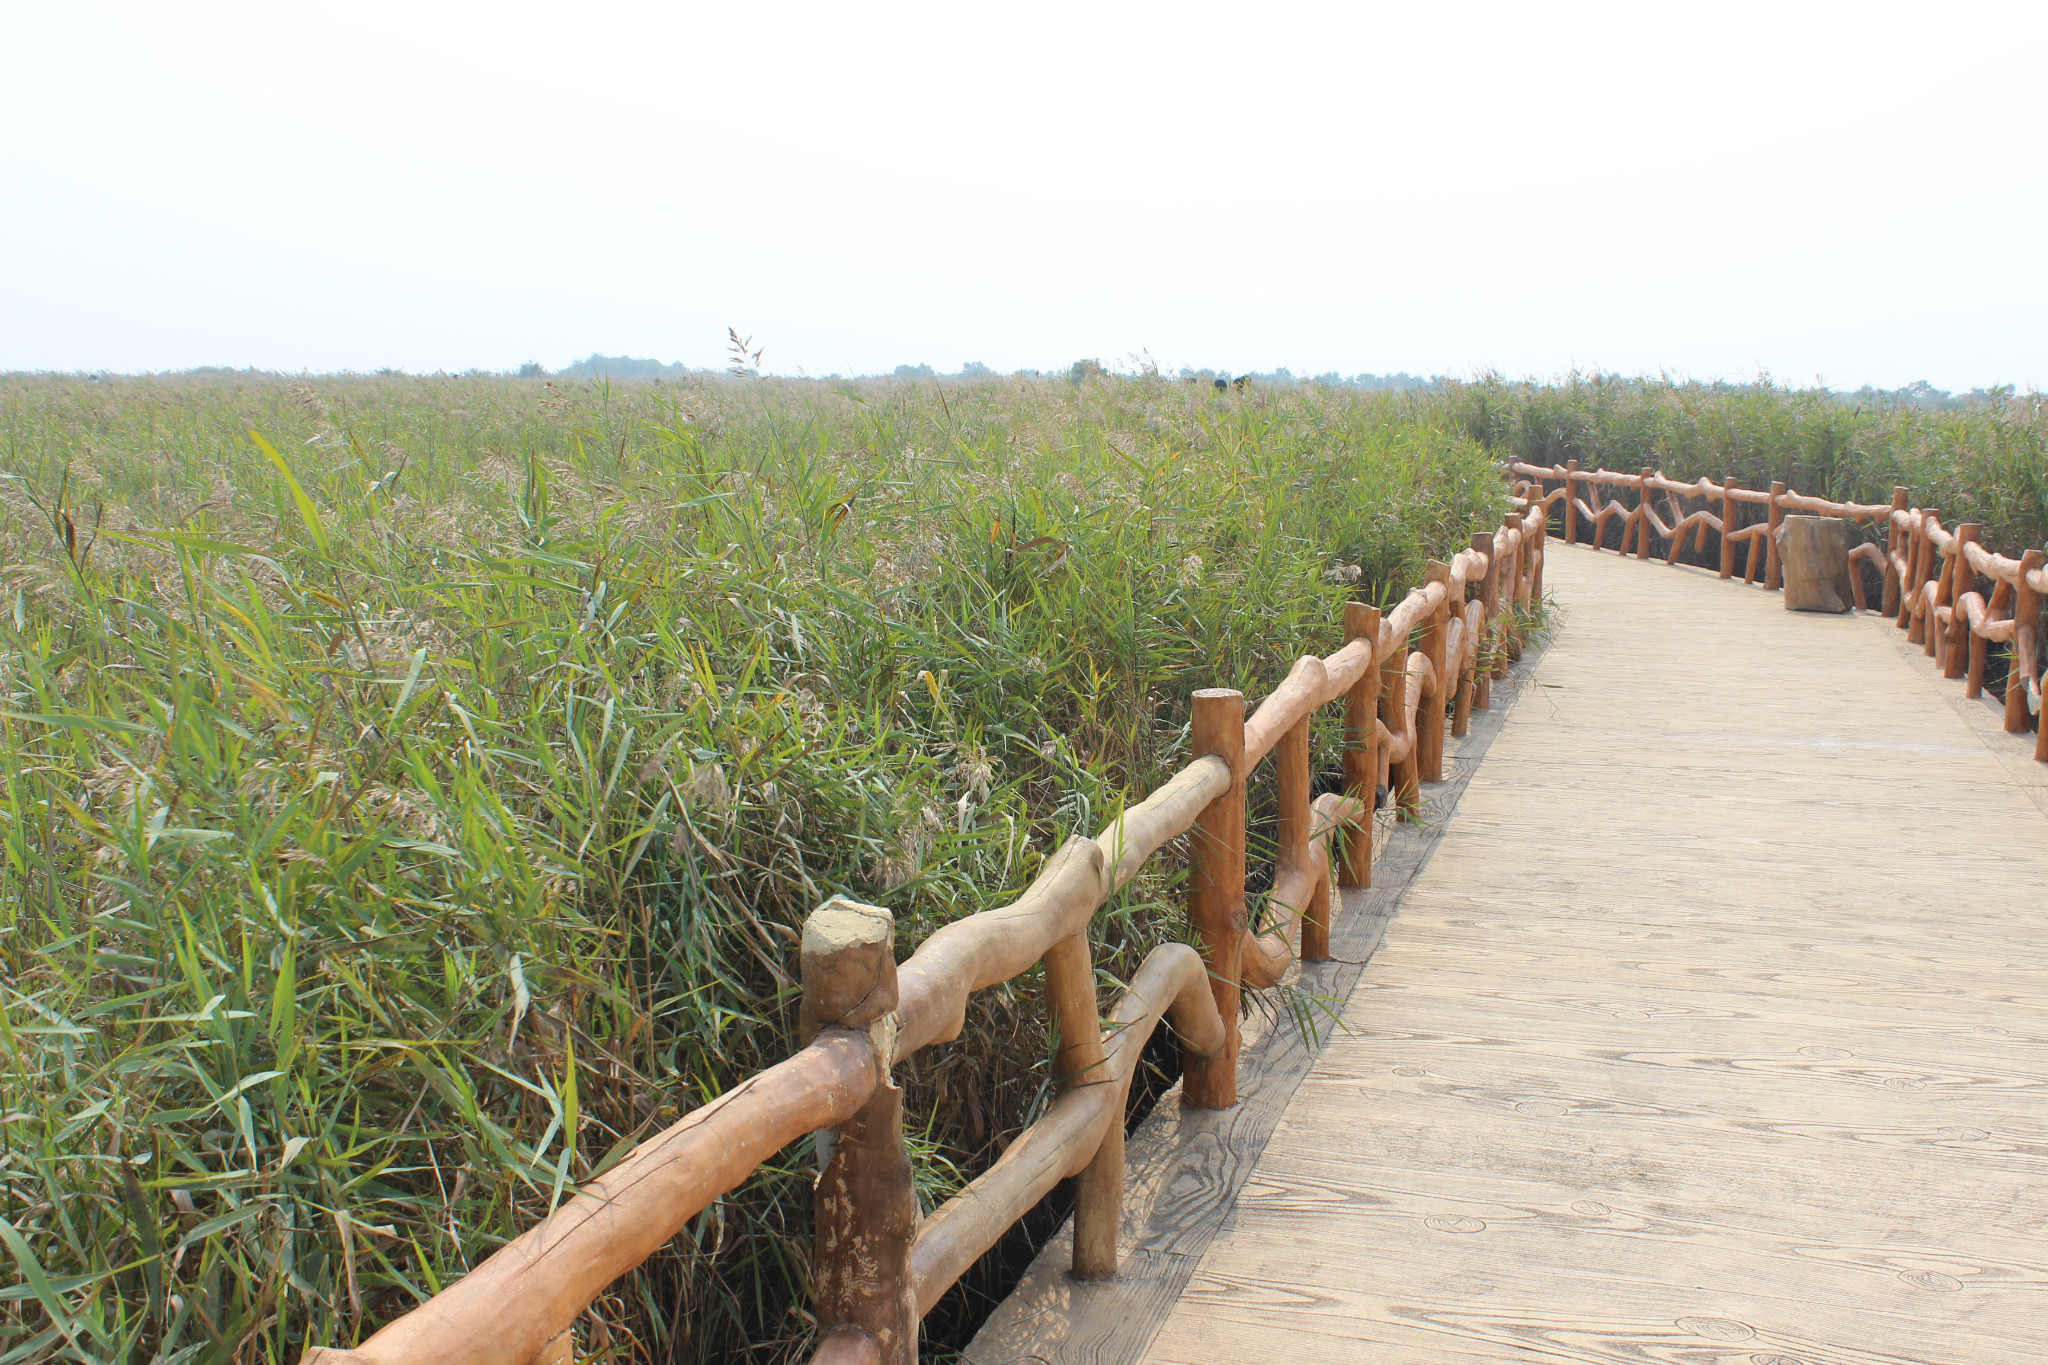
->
xmin=1511 ymin=460 xmax=1891 ymax=520
xmin=1512 ymin=462 xmax=2048 ymax=767
xmin=302 ymin=1033 xmax=884 ymax=1365
xmin=303 ymin=486 xmax=1553 ymax=1365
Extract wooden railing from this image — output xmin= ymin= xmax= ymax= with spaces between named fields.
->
xmin=1509 ymin=460 xmax=2047 ymax=763
xmin=301 ymin=493 xmax=1552 ymax=1365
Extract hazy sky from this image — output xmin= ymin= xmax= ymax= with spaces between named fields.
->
xmin=5 ymin=1 xmax=2043 ymax=389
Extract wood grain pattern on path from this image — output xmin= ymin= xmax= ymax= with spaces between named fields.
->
xmin=984 ymin=542 xmax=2048 ymax=1365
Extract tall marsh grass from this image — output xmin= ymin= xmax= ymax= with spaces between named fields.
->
xmin=0 ymin=372 xmax=1506 ymax=1364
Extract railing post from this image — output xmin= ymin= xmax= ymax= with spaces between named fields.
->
xmin=1664 ymin=481 xmax=1688 ymax=566
xmin=1530 ymin=508 xmax=1546 ymax=600
xmin=1275 ymin=686 xmax=1320 ymax=964
xmin=2010 ymin=549 xmax=2043 ymax=737
xmin=1043 ymin=928 xmax=1120 ymax=1280
xmin=1450 ymin=559 xmax=1475 ymax=740
xmin=1927 ymin=529 xmax=1960 ymax=660
xmin=1636 ymin=467 xmax=1655 ymax=561
xmin=1882 ymin=487 xmax=1909 ymax=616
xmin=1507 ymin=526 xmax=1528 ymax=663
xmin=1563 ymin=460 xmax=1580 ymax=545
xmin=1470 ymin=534 xmax=1497 ymax=712
xmin=1718 ymin=477 xmax=1739 ymax=579
xmin=1764 ymin=480 xmax=1788 ymax=590
xmin=1183 ymin=688 xmax=1246 ymax=1111
xmin=1903 ymin=511 xmax=1931 ymax=639
xmin=805 ymin=900 xmax=916 ymax=1365
xmin=1382 ymin=645 xmax=1420 ymax=814
xmin=1419 ymin=560 xmax=1451 ymax=782
xmin=1924 ymin=536 xmax=1946 ymax=657
xmin=1493 ymin=518 xmax=1515 ymax=679
xmin=1498 ymin=525 xmax=1518 ymax=665
xmin=1942 ymin=525 xmax=1982 ymax=676
xmin=1339 ymin=601 xmax=1382 ymax=893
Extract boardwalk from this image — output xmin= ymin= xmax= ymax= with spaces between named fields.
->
xmin=975 ymin=544 xmax=2048 ymax=1365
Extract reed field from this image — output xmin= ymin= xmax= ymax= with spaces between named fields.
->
xmin=0 ymin=371 xmax=1504 ymax=1365
xmin=1 ymin=367 xmax=2040 ymax=1365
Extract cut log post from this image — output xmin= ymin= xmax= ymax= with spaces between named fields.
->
xmin=1847 ymin=543 xmax=1876 ymax=611
xmin=1504 ymin=527 xmax=1525 ymax=665
xmin=1965 ymin=594 xmax=1995 ymax=699
xmin=1778 ymin=515 xmax=1855 ymax=613
xmin=1449 ymin=549 xmax=1475 ymax=738
xmin=1183 ymin=688 xmax=1246 ymax=1111
xmin=813 ymin=1329 xmax=884 ymax=1365
xmin=1899 ymin=510 xmax=1924 ymax=634
xmin=2034 ymin=549 xmax=2048 ymax=758
xmin=1918 ymin=517 xmax=1942 ymax=649
xmin=1470 ymin=534 xmax=1497 ymax=713
xmin=1275 ymin=698 xmax=1324 ymax=963
xmin=1882 ymin=487 xmax=1909 ymax=616
xmin=1492 ymin=520 xmax=1514 ymax=680
xmin=801 ymin=897 xmax=900 ymax=1044
xmin=1419 ymin=560 xmax=1451 ymax=782
xmin=1944 ymin=525 xmax=1982 ymax=678
xmin=1304 ymin=834 xmax=1332 ymax=967
xmin=1764 ymin=481 xmax=1788 ymax=590
xmin=1931 ymin=546 xmax=1953 ymax=663
xmin=1070 ymin=1093 xmax=1124 ymax=1282
xmin=1339 ymin=601 xmax=1382 ymax=892
xmin=1928 ymin=531 xmax=1962 ymax=661
xmin=1636 ymin=468 xmax=1655 ymax=561
xmin=807 ymin=902 xmax=917 ymax=1365
xmin=1905 ymin=513 xmax=1933 ymax=641
xmin=1043 ymin=929 xmax=1118 ymax=1279
xmin=1719 ymin=478 xmax=1739 ymax=579
xmin=1382 ymin=646 xmax=1420 ymax=814
xmin=1564 ymin=460 xmax=1579 ymax=544
xmin=1043 ymin=930 xmax=1108 ymax=1095
xmin=2009 ymin=549 xmax=2043 ymax=736
xmin=1450 ymin=626 xmax=1476 ymax=739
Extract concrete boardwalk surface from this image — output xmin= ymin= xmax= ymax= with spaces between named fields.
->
xmin=980 ymin=542 xmax=2048 ymax=1365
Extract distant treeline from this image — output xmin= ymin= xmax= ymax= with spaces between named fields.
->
xmin=9 ymin=358 xmax=2029 ymax=413
xmin=545 ymin=353 xmax=1441 ymax=389
xmin=531 ymin=357 xmax=2033 ymax=408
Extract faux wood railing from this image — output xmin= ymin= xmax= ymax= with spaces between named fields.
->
xmin=1509 ymin=460 xmax=2047 ymax=763
xmin=301 ymin=493 xmax=1552 ymax=1365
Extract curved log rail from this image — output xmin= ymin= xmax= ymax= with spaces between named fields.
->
xmin=1510 ymin=460 xmax=2047 ymax=764
xmin=301 ymin=492 xmax=1552 ymax=1365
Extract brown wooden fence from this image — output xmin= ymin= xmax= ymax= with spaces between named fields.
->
xmin=302 ymin=491 xmax=1553 ymax=1365
xmin=1509 ymin=459 xmax=2046 ymax=762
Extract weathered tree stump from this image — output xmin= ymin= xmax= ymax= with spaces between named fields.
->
xmin=1777 ymin=515 xmax=1855 ymax=613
